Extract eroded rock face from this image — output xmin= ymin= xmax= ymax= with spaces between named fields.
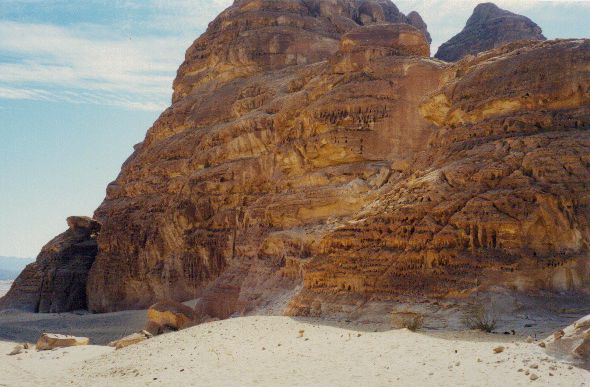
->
xmin=7 ymin=1 xmax=590 ymax=318
xmin=88 ymin=1 xmax=589 ymax=315
xmin=340 ymin=24 xmax=430 ymax=57
xmin=87 ymin=0 xmax=437 ymax=313
xmin=0 ymin=217 xmax=101 ymax=313
xmin=435 ymin=2 xmax=546 ymax=62
xmin=296 ymin=39 xmax=590 ymax=311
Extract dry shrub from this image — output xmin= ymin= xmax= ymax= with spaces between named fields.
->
xmin=391 ymin=312 xmax=424 ymax=332
xmin=461 ymin=301 xmax=497 ymax=333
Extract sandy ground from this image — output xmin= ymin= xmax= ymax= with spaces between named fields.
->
xmin=0 ymin=316 xmax=588 ymax=387
xmin=0 ymin=309 xmax=146 ymax=345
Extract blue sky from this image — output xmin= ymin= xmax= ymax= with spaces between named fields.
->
xmin=0 ymin=0 xmax=589 ymax=258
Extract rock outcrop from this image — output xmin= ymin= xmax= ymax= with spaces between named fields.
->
xmin=435 ymin=2 xmax=546 ymax=62
xmin=86 ymin=0 xmax=440 ymax=314
xmin=2 ymin=1 xmax=589 ymax=320
xmin=87 ymin=0 xmax=589 ymax=316
xmin=0 ymin=217 xmax=101 ymax=313
xmin=85 ymin=2 xmax=590 ymax=315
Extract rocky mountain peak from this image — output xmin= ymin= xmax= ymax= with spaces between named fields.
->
xmin=467 ymin=2 xmax=509 ymax=26
xmin=1 ymin=1 xmax=588 ymax=318
xmin=435 ymin=2 xmax=546 ymax=62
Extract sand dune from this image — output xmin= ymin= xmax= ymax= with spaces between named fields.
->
xmin=1 ymin=316 xmax=588 ymax=387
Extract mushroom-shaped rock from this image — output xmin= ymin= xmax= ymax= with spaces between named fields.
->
xmin=340 ymin=23 xmax=430 ymax=57
xmin=36 ymin=333 xmax=90 ymax=351
xmin=146 ymin=300 xmax=195 ymax=335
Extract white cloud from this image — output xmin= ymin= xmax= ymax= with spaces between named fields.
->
xmin=0 ymin=86 xmax=53 ymax=101
xmin=0 ymin=21 xmax=188 ymax=111
xmin=0 ymin=0 xmax=233 ymax=111
xmin=0 ymin=0 xmax=587 ymax=111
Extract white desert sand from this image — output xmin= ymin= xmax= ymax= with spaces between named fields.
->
xmin=0 ymin=316 xmax=588 ymax=387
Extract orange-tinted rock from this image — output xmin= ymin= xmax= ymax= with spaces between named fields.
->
xmin=86 ymin=0 xmax=436 ymax=313
xmin=36 ymin=333 xmax=90 ymax=351
xmin=353 ymin=0 xmax=431 ymax=43
xmin=339 ymin=24 xmax=430 ymax=56
xmin=89 ymin=32 xmax=589 ymax=315
xmin=109 ymin=331 xmax=153 ymax=349
xmin=435 ymin=3 xmax=546 ymax=62
xmin=0 ymin=217 xmax=101 ymax=313
xmin=8 ymin=2 xmax=590 ymax=319
xmin=301 ymin=39 xmax=590 ymax=306
xmin=146 ymin=300 xmax=195 ymax=334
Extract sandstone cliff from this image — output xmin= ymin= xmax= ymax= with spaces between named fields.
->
xmin=0 ymin=217 xmax=100 ymax=313
xmin=86 ymin=0 xmax=440 ymax=314
xmin=435 ymin=2 xmax=546 ymax=62
xmin=2 ymin=1 xmax=589 ymax=319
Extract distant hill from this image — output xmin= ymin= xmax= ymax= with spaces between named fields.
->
xmin=0 ymin=257 xmax=34 ymax=280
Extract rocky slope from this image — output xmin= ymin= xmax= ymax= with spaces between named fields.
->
xmin=435 ymin=2 xmax=546 ymax=62
xmin=2 ymin=1 xmax=589 ymax=318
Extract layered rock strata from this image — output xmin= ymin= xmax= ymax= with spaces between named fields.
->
xmin=86 ymin=0 xmax=439 ymax=314
xmin=88 ymin=0 xmax=589 ymax=316
xmin=2 ymin=1 xmax=589 ymax=319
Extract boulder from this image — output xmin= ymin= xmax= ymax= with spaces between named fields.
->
xmin=36 ymin=333 xmax=90 ymax=351
xmin=109 ymin=331 xmax=153 ymax=350
xmin=543 ymin=314 xmax=590 ymax=362
xmin=146 ymin=300 xmax=195 ymax=334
